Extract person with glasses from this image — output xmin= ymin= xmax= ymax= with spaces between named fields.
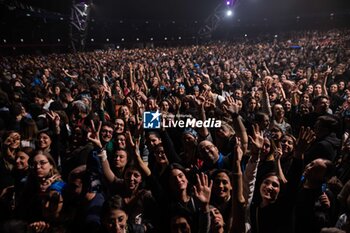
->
xmin=198 ymin=140 xmax=233 ymax=172
xmin=17 ymin=151 xmax=66 ymax=232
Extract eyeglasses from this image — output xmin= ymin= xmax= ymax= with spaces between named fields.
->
xmin=101 ymin=129 xmax=113 ymax=135
xmin=31 ymin=160 xmax=49 ymax=168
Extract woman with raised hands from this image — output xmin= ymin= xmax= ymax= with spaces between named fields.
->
xmin=87 ymin=121 xmax=157 ymax=232
xmin=18 ymin=150 xmax=66 ymax=233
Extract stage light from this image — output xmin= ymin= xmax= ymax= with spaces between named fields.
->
xmin=136 ymin=38 xmax=139 ymax=41
xmin=164 ymin=37 xmax=167 ymax=40
xmin=57 ymin=38 xmax=61 ymax=42
xmin=172 ymin=21 xmax=175 ymax=24
xmin=116 ymin=45 xmax=120 ymax=49
xmin=3 ymin=39 xmax=7 ymax=43
xmin=60 ymin=17 xmax=64 ymax=21
xmin=119 ymin=20 xmax=123 ymax=24
xmin=226 ymin=1 xmax=230 ymax=6
xmin=226 ymin=10 xmax=232 ymax=16
xmin=150 ymin=38 xmax=153 ymax=41
xmin=274 ymin=35 xmax=278 ymax=38
xmin=145 ymin=21 xmax=149 ymax=24
xmin=91 ymin=38 xmax=94 ymax=42
xmin=178 ymin=36 xmax=182 ymax=40
xmin=26 ymin=13 xmax=31 ymax=17
xmin=20 ymin=39 xmax=24 ymax=42
xmin=40 ymin=39 xmax=44 ymax=42
xmin=244 ymin=34 xmax=247 ymax=37
xmin=106 ymin=38 xmax=109 ymax=42
xmin=121 ymin=38 xmax=125 ymax=41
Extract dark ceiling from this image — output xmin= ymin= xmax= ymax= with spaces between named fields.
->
xmin=6 ymin=0 xmax=350 ymax=21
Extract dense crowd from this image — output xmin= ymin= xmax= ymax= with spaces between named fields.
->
xmin=1 ymin=28 xmax=350 ymax=233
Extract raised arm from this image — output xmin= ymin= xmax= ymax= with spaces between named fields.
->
xmin=230 ymin=137 xmax=246 ymax=233
xmin=87 ymin=121 xmax=119 ymax=183
xmin=193 ymin=173 xmax=212 ymax=233
xmin=223 ymin=96 xmax=249 ymax=154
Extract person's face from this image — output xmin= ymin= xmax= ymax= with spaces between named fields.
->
xmin=147 ymin=99 xmax=156 ymax=110
xmin=315 ymin=98 xmax=329 ymax=113
xmin=5 ymin=132 xmax=21 ymax=149
xmin=15 ymin=151 xmax=29 ymax=170
xmin=161 ymin=101 xmax=169 ymax=112
xmin=269 ymin=92 xmax=277 ymax=102
xmin=215 ymin=125 xmax=232 ymax=139
xmin=120 ymin=106 xmax=130 ymax=118
xmin=34 ymin=97 xmax=44 ymax=106
xmin=303 ymin=159 xmax=328 ymax=182
xmin=260 ymin=115 xmax=270 ymax=130
xmin=106 ymin=209 xmax=128 ymax=233
xmin=314 ymin=84 xmax=322 ymax=95
xmin=101 ymin=126 xmax=114 ymax=143
xmin=284 ymin=101 xmax=292 ymax=112
xmin=198 ymin=141 xmax=219 ymax=165
xmin=259 ymin=175 xmax=280 ymax=205
xmin=154 ymin=146 xmax=169 ymax=165
xmin=299 ymin=104 xmax=310 ymax=115
xmin=124 ymin=169 xmax=142 ymax=192
xmin=301 ymin=94 xmax=310 ymax=103
xmin=306 ymin=85 xmax=313 ymax=95
xmin=114 ymin=150 xmax=128 ymax=170
xmin=249 ymin=99 xmax=257 ymax=111
xmin=235 ymin=90 xmax=242 ymax=98
xmin=33 ymin=154 xmax=53 ymax=178
xmin=281 ymin=136 xmax=294 ymax=154
xmin=42 ymin=190 xmax=63 ymax=219
xmin=182 ymin=133 xmax=197 ymax=145
xmin=171 ymin=216 xmax=191 ymax=233
xmin=179 ymin=88 xmax=185 ymax=95
xmin=116 ymin=134 xmax=126 ymax=149
xmin=210 ymin=207 xmax=225 ymax=232
xmin=213 ymin=172 xmax=232 ymax=202
xmin=115 ymin=119 xmax=125 ymax=134
xmin=273 ymin=104 xmax=284 ymax=118
xmin=339 ymin=82 xmax=345 ymax=90
xmin=262 ymin=138 xmax=271 ymax=156
xmin=38 ymin=133 xmax=52 ymax=150
xmin=219 ymin=82 xmax=224 ymax=90
xmin=148 ymin=134 xmax=162 ymax=148
xmin=330 ymin=84 xmax=338 ymax=94
xmin=270 ymin=127 xmax=283 ymax=141
xmin=125 ymin=97 xmax=133 ymax=106
xmin=68 ymin=178 xmax=83 ymax=197
xmin=54 ymin=86 xmax=60 ymax=95
xmin=170 ymin=169 xmax=188 ymax=192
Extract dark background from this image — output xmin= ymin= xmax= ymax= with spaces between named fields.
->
xmin=1 ymin=0 xmax=350 ymax=54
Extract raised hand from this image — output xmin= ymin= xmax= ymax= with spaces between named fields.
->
xmin=46 ymin=111 xmax=60 ymax=128
xmin=223 ymin=96 xmax=239 ymax=115
xmin=249 ymin=124 xmax=264 ymax=151
xmin=319 ymin=193 xmax=331 ymax=209
xmin=295 ymin=126 xmax=315 ymax=159
xmin=29 ymin=221 xmax=50 ymax=233
xmin=87 ymin=120 xmax=103 ymax=148
xmin=193 ymin=173 xmax=212 ymax=206
xmin=39 ymin=174 xmax=61 ymax=192
xmin=234 ymin=136 xmax=243 ymax=162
